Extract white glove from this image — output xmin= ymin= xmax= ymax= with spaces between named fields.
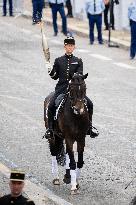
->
xmin=46 ymin=62 xmax=52 ymax=74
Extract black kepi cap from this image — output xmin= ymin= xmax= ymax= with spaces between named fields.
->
xmin=10 ymin=170 xmax=25 ymax=181
xmin=64 ymin=36 xmax=75 ymax=45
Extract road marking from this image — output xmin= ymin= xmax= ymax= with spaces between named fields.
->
xmin=50 ymin=40 xmax=63 ymax=45
xmin=0 ymin=163 xmax=73 ymax=205
xmin=14 ymin=13 xmax=23 ymax=19
xmin=0 ymin=101 xmax=42 ymax=127
xmin=89 ymin=54 xmax=112 ymax=61
xmin=76 ymin=49 xmax=90 ymax=53
xmin=95 ymin=111 xmax=136 ymax=125
xmin=0 ymin=21 xmax=32 ymax=36
xmin=33 ymin=34 xmax=41 ymax=39
xmin=0 ymin=76 xmax=40 ymax=96
xmin=0 ymin=22 xmax=12 ymax=27
xmin=113 ymin=62 xmax=136 ymax=69
xmin=21 ymin=28 xmax=32 ymax=34
xmin=0 ymin=94 xmax=40 ymax=104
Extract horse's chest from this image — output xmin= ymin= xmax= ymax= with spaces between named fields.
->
xmin=63 ymin=115 xmax=88 ymax=132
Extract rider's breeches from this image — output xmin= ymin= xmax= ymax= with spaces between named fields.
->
xmin=48 ymin=96 xmax=56 ymax=129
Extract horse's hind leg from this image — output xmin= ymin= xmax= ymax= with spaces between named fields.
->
xmin=49 ymin=137 xmax=60 ymax=185
xmin=63 ymin=153 xmax=71 ymax=184
xmin=52 ymin=156 xmax=60 ymax=185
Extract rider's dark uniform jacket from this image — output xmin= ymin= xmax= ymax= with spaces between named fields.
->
xmin=0 ymin=194 xmax=35 ymax=205
xmin=49 ymin=54 xmax=83 ymax=95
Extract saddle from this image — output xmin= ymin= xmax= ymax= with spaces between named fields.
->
xmin=55 ymin=93 xmax=65 ymax=107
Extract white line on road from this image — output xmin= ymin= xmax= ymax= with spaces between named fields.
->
xmin=14 ymin=13 xmax=23 ymax=19
xmin=89 ymin=54 xmax=112 ymax=61
xmin=76 ymin=49 xmax=90 ymax=53
xmin=50 ymin=39 xmax=63 ymax=45
xmin=95 ymin=111 xmax=136 ymax=125
xmin=0 ymin=101 xmax=42 ymax=127
xmin=21 ymin=28 xmax=32 ymax=34
xmin=0 ymin=163 xmax=73 ymax=205
xmin=0 ymin=94 xmax=40 ymax=104
xmin=0 ymin=76 xmax=41 ymax=96
xmin=0 ymin=21 xmax=32 ymax=36
xmin=113 ymin=62 xmax=136 ymax=69
xmin=33 ymin=34 xmax=41 ymax=39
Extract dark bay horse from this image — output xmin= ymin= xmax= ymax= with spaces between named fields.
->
xmin=44 ymin=73 xmax=90 ymax=195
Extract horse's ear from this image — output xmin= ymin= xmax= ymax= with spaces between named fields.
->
xmin=83 ymin=73 xmax=88 ymax=79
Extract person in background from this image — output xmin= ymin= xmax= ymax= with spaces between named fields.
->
xmin=66 ymin=0 xmax=73 ymax=18
xmin=103 ymin=0 xmax=110 ymax=30
xmin=128 ymin=0 xmax=136 ymax=60
xmin=0 ymin=170 xmax=35 ymax=205
xmin=85 ymin=0 xmax=105 ymax=45
xmin=3 ymin=0 xmax=13 ymax=16
xmin=104 ymin=0 xmax=119 ymax=30
xmin=48 ymin=0 xmax=67 ymax=36
xmin=32 ymin=0 xmax=44 ymax=24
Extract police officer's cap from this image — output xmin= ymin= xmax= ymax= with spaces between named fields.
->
xmin=64 ymin=36 xmax=75 ymax=45
xmin=10 ymin=170 xmax=25 ymax=182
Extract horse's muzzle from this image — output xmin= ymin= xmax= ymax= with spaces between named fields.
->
xmin=73 ymin=106 xmax=84 ymax=115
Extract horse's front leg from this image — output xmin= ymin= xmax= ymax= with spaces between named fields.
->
xmin=76 ymin=152 xmax=83 ymax=190
xmin=76 ymin=138 xmax=85 ymax=190
xmin=51 ymin=156 xmax=60 ymax=185
xmin=63 ymin=153 xmax=71 ymax=184
xmin=66 ymin=140 xmax=77 ymax=195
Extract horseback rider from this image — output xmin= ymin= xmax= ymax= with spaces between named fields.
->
xmin=45 ymin=36 xmax=99 ymax=139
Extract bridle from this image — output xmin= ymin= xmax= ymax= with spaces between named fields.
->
xmin=68 ymin=80 xmax=87 ymax=115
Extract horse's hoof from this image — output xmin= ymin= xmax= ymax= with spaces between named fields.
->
xmin=70 ymin=189 xmax=79 ymax=195
xmin=63 ymin=175 xmax=71 ymax=184
xmin=53 ymin=179 xmax=60 ymax=185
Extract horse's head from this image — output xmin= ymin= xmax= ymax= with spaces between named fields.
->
xmin=68 ymin=73 xmax=88 ymax=115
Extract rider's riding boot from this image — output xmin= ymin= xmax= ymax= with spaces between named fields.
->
xmin=85 ymin=98 xmax=99 ymax=138
xmin=87 ymin=112 xmax=99 ymax=138
xmin=90 ymin=123 xmax=99 ymax=138
xmin=87 ymin=122 xmax=99 ymax=138
xmin=45 ymin=110 xmax=54 ymax=140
